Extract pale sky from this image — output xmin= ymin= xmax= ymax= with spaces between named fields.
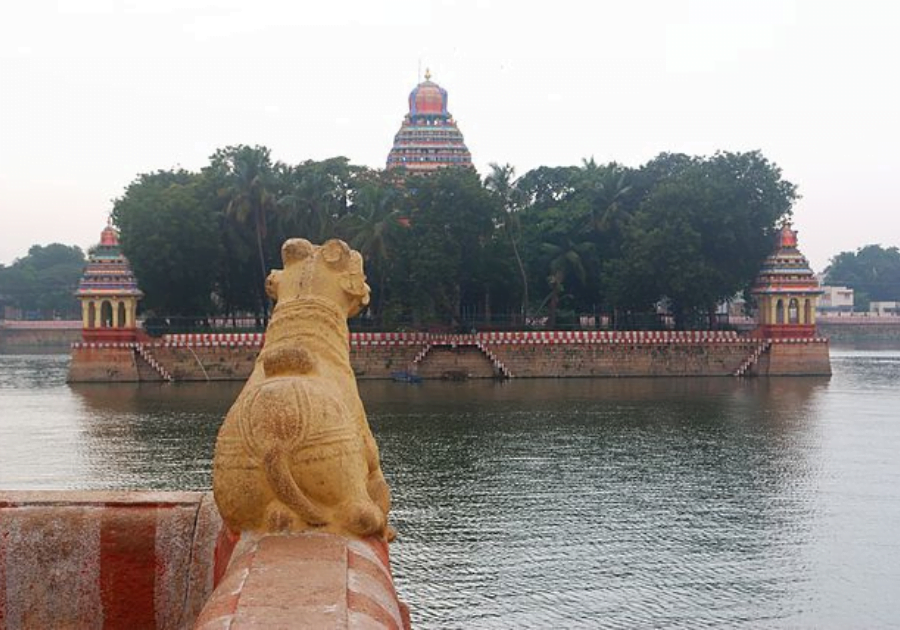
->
xmin=1 ymin=0 xmax=898 ymax=272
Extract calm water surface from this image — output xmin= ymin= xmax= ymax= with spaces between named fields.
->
xmin=1 ymin=346 xmax=899 ymax=628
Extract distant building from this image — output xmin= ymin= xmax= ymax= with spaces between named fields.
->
xmin=385 ymin=69 xmax=473 ymax=173
xmin=818 ymin=284 xmax=854 ymax=313
xmin=869 ymin=301 xmax=900 ymax=316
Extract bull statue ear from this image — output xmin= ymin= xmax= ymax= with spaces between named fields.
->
xmin=340 ymin=274 xmax=368 ymax=298
xmin=282 ymin=238 xmax=314 ymax=265
xmin=322 ymin=239 xmax=350 ymax=268
xmin=265 ymin=271 xmax=281 ymax=300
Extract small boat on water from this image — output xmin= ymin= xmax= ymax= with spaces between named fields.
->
xmin=391 ymin=371 xmax=423 ymax=384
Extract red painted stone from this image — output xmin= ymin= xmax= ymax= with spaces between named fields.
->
xmin=196 ymin=532 xmax=409 ymax=629
xmin=0 ymin=491 xmax=224 ymax=630
xmin=99 ymin=509 xmax=158 ymax=628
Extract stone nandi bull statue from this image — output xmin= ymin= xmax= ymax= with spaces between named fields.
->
xmin=213 ymin=238 xmax=392 ymax=539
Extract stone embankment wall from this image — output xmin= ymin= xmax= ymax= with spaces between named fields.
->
xmin=756 ymin=338 xmax=832 ymax=375
xmin=817 ymin=315 xmax=900 ymax=341
xmin=68 ymin=330 xmax=831 ymax=382
xmin=68 ymin=344 xmax=141 ymax=382
xmin=0 ymin=321 xmax=81 ymax=350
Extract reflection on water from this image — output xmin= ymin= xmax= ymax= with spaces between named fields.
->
xmin=369 ymin=377 xmax=828 ymax=629
xmin=1 ymin=350 xmax=900 ymax=628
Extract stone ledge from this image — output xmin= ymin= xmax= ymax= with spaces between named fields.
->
xmin=195 ymin=532 xmax=410 ymax=630
xmin=0 ymin=490 xmax=222 ymax=629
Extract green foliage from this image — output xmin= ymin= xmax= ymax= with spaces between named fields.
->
xmin=103 ymin=146 xmax=802 ymax=330
xmin=612 ymin=151 xmax=796 ymax=326
xmin=825 ymin=245 xmax=900 ymax=309
xmin=402 ymin=169 xmax=498 ymax=325
xmin=0 ymin=244 xmax=85 ymax=318
xmin=207 ymin=146 xmax=278 ymax=321
xmin=113 ymin=170 xmax=221 ymax=316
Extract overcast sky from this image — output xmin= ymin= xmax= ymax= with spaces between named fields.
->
xmin=1 ymin=0 xmax=898 ymax=271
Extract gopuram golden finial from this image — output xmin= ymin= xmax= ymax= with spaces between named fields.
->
xmin=424 ymin=67 xmax=432 ymax=81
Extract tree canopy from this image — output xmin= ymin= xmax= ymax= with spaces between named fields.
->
xmin=0 ymin=244 xmax=85 ymax=318
xmin=825 ymin=245 xmax=900 ymax=309
xmin=106 ymin=145 xmax=804 ymax=331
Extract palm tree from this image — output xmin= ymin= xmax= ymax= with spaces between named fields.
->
xmin=485 ymin=162 xmax=530 ymax=324
xmin=580 ymin=162 xmax=632 ymax=235
xmin=540 ymin=235 xmax=593 ymax=329
xmin=278 ymin=158 xmax=354 ymax=243
xmin=340 ymin=183 xmax=404 ymax=319
xmin=212 ymin=145 xmax=276 ymax=322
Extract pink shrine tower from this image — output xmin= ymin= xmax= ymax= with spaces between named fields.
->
xmin=751 ymin=225 xmax=823 ymax=339
xmin=75 ymin=223 xmax=144 ymax=342
xmin=386 ymin=70 xmax=473 ymax=173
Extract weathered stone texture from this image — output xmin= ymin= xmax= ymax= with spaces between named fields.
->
xmin=350 ymin=345 xmax=421 ymax=379
xmin=67 ymin=346 xmax=141 ymax=382
xmin=194 ymin=532 xmax=409 ymax=630
xmin=416 ymin=346 xmax=496 ymax=379
xmin=489 ymin=342 xmax=760 ymax=377
xmin=153 ymin=346 xmax=257 ymax=382
xmin=0 ymin=491 xmax=223 ymax=630
xmin=756 ymin=340 xmax=831 ymax=376
xmin=68 ymin=338 xmax=833 ymax=381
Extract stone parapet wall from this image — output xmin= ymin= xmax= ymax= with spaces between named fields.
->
xmin=68 ymin=331 xmax=831 ymax=382
xmin=0 ymin=491 xmax=223 ymax=630
xmin=196 ymin=532 xmax=410 ymax=629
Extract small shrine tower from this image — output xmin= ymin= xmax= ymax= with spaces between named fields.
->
xmin=75 ymin=223 xmax=143 ymax=342
xmin=751 ymin=225 xmax=822 ymax=339
xmin=386 ymin=69 xmax=473 ymax=173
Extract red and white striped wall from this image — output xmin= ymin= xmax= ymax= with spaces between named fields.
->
xmin=70 ymin=331 xmax=828 ymax=351
xmin=0 ymin=491 xmax=222 ymax=630
xmin=195 ymin=532 xmax=410 ymax=630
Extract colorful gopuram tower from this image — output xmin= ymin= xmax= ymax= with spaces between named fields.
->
xmin=386 ymin=70 xmax=472 ymax=173
xmin=75 ymin=223 xmax=143 ymax=342
xmin=751 ymin=225 xmax=823 ymax=339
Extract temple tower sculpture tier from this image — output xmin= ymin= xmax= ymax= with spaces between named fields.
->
xmin=75 ymin=223 xmax=143 ymax=342
xmin=386 ymin=69 xmax=473 ymax=173
xmin=752 ymin=225 xmax=822 ymax=339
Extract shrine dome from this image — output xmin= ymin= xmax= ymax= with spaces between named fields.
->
xmin=408 ymin=72 xmax=448 ymax=117
xmin=100 ymin=223 xmax=119 ymax=246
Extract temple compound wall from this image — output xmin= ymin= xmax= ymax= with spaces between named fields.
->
xmin=68 ymin=330 xmax=831 ymax=382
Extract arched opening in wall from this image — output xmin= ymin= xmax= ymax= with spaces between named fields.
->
xmin=101 ymin=301 xmax=113 ymax=328
xmin=804 ymin=299 xmax=812 ymax=325
xmin=118 ymin=302 xmax=127 ymax=328
xmin=788 ymin=298 xmax=800 ymax=324
xmin=88 ymin=302 xmax=96 ymax=329
xmin=776 ymin=299 xmax=785 ymax=324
